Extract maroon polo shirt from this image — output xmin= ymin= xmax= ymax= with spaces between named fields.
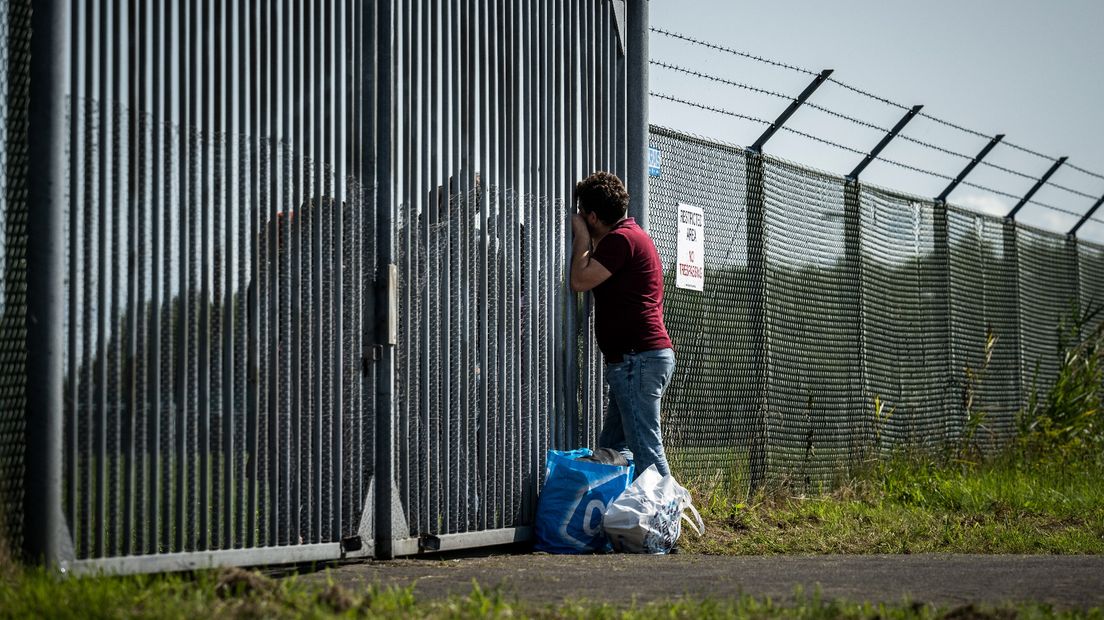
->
xmin=589 ymin=217 xmax=673 ymax=362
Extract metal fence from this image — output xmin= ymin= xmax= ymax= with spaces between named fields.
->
xmin=2 ymin=0 xmax=635 ymax=573
xmin=385 ymin=0 xmax=626 ymax=556
xmin=4 ymin=0 xmax=1098 ymax=576
xmin=651 ymin=125 xmax=1100 ymax=491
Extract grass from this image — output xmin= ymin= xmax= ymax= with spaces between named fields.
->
xmin=1 ymin=567 xmax=1101 ymax=619
xmin=679 ymin=451 xmax=1104 ymax=556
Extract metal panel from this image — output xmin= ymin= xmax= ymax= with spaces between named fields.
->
xmin=647 ymin=127 xmax=763 ymax=489
xmin=58 ymin=0 xmax=377 ymax=567
xmin=1015 ymin=224 xmax=1079 ymax=403
xmin=859 ymin=187 xmax=955 ymax=451
xmin=760 ymin=155 xmax=864 ymax=489
xmin=947 ymin=207 xmax=1021 ymax=443
xmin=387 ymin=0 xmax=624 ymax=549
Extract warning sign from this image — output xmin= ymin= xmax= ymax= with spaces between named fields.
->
xmin=676 ymin=203 xmax=704 ymax=291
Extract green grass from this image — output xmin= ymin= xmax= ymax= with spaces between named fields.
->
xmin=1 ymin=568 xmax=1101 ymax=619
xmin=681 ymin=452 xmax=1104 ymax=555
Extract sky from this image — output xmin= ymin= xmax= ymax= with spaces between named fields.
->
xmin=648 ymin=0 xmax=1104 ymax=241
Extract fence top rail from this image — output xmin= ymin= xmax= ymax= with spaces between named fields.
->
xmin=651 ymin=124 xmax=936 ymax=210
xmin=649 ymin=125 xmax=1101 ymax=240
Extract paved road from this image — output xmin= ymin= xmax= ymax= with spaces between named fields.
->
xmin=310 ymin=553 xmax=1104 ymax=610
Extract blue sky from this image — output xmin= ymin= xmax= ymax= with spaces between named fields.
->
xmin=648 ymin=0 xmax=1104 ymax=240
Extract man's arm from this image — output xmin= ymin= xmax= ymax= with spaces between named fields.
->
xmin=570 ymin=214 xmax=612 ymax=292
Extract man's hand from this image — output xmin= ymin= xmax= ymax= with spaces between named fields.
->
xmin=569 ymin=212 xmax=612 ymax=292
xmin=572 ymin=213 xmax=589 ymax=242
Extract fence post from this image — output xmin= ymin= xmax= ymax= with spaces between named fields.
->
xmin=744 ymin=151 xmax=768 ymax=492
xmin=1003 ymin=219 xmax=1025 ymax=413
xmin=1067 ymin=235 xmax=1082 ymax=336
xmin=932 ymin=200 xmax=958 ymax=446
xmin=24 ymin=0 xmax=72 ymax=568
xmin=373 ymin=0 xmax=397 ymax=561
xmin=626 ymin=0 xmax=649 ymax=230
xmin=842 ymin=180 xmax=867 ymax=466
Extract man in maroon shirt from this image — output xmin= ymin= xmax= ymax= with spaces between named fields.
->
xmin=570 ymin=171 xmax=676 ymax=477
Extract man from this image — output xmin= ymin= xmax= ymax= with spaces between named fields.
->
xmin=570 ymin=171 xmax=676 ymax=477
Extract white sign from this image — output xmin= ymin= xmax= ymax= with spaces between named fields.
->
xmin=675 ymin=203 xmax=705 ymax=291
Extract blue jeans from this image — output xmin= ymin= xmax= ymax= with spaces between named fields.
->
xmin=598 ymin=348 xmax=676 ymax=478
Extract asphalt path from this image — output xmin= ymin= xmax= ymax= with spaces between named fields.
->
xmin=310 ymin=553 xmax=1104 ymax=610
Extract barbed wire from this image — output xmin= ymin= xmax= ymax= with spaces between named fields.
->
xmin=649 ymin=91 xmax=772 ymax=127
xmin=652 ymin=90 xmax=1096 ymax=222
xmin=1067 ymin=163 xmax=1104 ymax=182
xmin=1048 ymin=182 xmax=1100 ymax=202
xmin=650 ymin=60 xmax=793 ymax=102
xmin=650 ymin=27 xmax=818 ymax=76
xmin=649 ymin=26 xmax=1104 ymax=185
xmin=996 ymin=142 xmax=1104 ymax=183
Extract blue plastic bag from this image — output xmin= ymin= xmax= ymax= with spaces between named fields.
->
xmin=534 ymin=449 xmax=634 ymax=554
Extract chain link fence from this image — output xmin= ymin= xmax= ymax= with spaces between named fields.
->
xmin=0 ymin=0 xmax=30 ymax=557
xmin=650 ymin=125 xmax=1103 ymax=492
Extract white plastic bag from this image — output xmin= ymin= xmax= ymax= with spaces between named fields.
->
xmin=602 ymin=465 xmax=704 ymax=554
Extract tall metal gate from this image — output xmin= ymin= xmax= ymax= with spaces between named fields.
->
xmin=7 ymin=0 xmax=637 ymax=573
xmin=381 ymin=0 xmax=629 ymax=556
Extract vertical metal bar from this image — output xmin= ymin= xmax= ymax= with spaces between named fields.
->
xmin=291 ymin=0 xmax=304 ymax=547
xmin=462 ymin=0 xmax=476 ymax=533
xmin=496 ymin=0 xmax=508 ymax=529
xmin=446 ymin=0 xmax=459 ymax=535
xmin=175 ymin=0 xmax=191 ymax=554
xmin=374 ymin=0 xmax=397 ymax=560
xmin=66 ymin=0 xmax=84 ymax=559
xmin=477 ymin=0 xmax=489 ymax=532
xmin=842 ymin=180 xmax=867 ymax=468
xmin=423 ymin=0 xmax=437 ymax=536
xmin=246 ymin=0 xmax=261 ymax=550
xmin=221 ymin=0 xmax=236 ymax=551
xmin=563 ymin=0 xmax=577 ymax=450
xmin=333 ymin=0 xmax=346 ymax=544
xmin=744 ymin=151 xmax=768 ymax=492
xmin=136 ymin=0 xmax=153 ymax=556
xmin=310 ymin=0 xmax=323 ymax=546
xmin=267 ymin=0 xmax=283 ymax=548
xmin=932 ymin=200 xmax=959 ymax=445
xmin=93 ymin=0 xmax=108 ymax=559
xmin=150 ymin=0 xmax=165 ymax=556
xmin=201 ymin=0 xmax=216 ymax=553
xmin=24 ymin=0 xmax=71 ymax=567
xmin=442 ymin=0 xmax=454 ymax=534
xmin=1004 ymin=220 xmax=1025 ymax=412
xmin=418 ymin=0 xmax=431 ymax=537
xmin=626 ymin=0 xmax=648 ymax=229
xmin=115 ymin=0 xmax=133 ymax=559
xmin=400 ymin=0 xmax=413 ymax=542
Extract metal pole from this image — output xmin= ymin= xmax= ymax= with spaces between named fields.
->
xmin=626 ymin=0 xmax=649 ymax=229
xmin=935 ymin=134 xmax=1004 ymax=204
xmin=1006 ymin=156 xmax=1068 ymax=220
xmin=847 ymin=104 xmax=923 ymax=182
xmin=374 ymin=0 xmax=396 ymax=561
xmin=1067 ymin=193 xmax=1104 ymax=237
xmin=749 ymin=69 xmax=833 ymax=154
xmin=25 ymin=0 xmax=72 ymax=567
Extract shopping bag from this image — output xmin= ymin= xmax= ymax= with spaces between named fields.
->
xmin=602 ymin=464 xmax=704 ymax=554
xmin=533 ymin=448 xmax=634 ymax=554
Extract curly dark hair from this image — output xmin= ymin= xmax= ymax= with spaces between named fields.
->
xmin=576 ymin=171 xmax=629 ymax=226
